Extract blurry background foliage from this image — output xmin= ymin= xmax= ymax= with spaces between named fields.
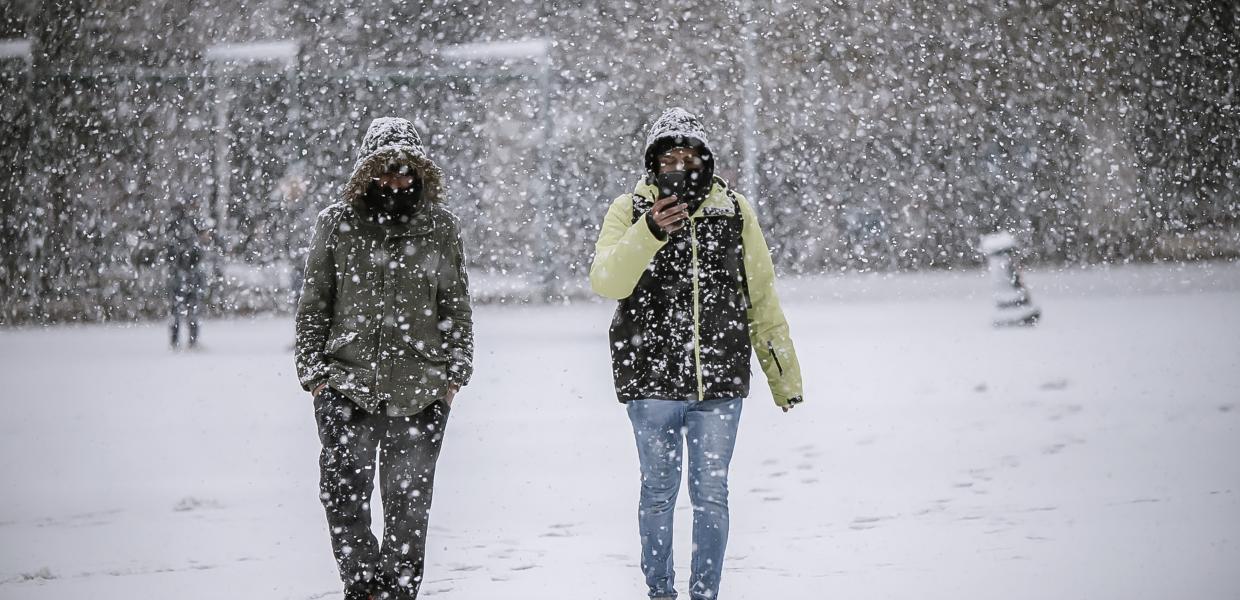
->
xmin=0 ymin=0 xmax=1236 ymax=323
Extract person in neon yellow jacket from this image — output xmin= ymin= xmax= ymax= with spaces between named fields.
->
xmin=590 ymin=107 xmax=804 ymax=600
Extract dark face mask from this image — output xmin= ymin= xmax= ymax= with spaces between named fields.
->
xmin=365 ymin=179 xmax=423 ymax=222
xmin=655 ymin=171 xmax=688 ymax=199
xmin=655 ymin=168 xmax=710 ymax=212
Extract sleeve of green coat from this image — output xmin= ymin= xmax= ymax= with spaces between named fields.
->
xmin=294 ymin=206 xmax=340 ymax=391
xmin=589 ymin=194 xmax=667 ymax=300
xmin=738 ymin=195 xmax=805 ymax=407
xmin=437 ymin=218 xmax=474 ymax=388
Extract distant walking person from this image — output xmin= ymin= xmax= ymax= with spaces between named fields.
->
xmin=166 ymin=202 xmax=210 ymax=350
xmin=295 ymin=117 xmax=473 ymax=600
xmin=590 ymin=107 xmax=805 ymax=600
xmin=274 ymin=162 xmax=316 ymax=349
xmin=274 ymin=161 xmax=313 ymax=307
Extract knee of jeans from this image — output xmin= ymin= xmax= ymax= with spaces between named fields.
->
xmin=688 ymin=474 xmax=730 ymax=508
xmin=639 ymin=472 xmax=680 ymax=505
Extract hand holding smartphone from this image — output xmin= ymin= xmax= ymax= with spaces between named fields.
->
xmin=649 ymin=194 xmax=689 ymax=235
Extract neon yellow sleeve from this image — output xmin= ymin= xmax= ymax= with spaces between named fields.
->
xmin=589 ymin=194 xmax=667 ymax=300
xmin=738 ymin=194 xmax=805 ymax=407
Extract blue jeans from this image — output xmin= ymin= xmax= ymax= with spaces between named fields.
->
xmin=627 ymin=397 xmax=743 ymax=600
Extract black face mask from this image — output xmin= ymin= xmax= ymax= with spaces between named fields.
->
xmin=655 ymin=168 xmax=710 ymax=212
xmin=655 ymin=171 xmax=688 ymax=199
xmin=365 ymin=179 xmax=423 ymax=222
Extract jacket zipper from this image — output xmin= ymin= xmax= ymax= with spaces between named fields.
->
xmin=374 ymin=240 xmax=387 ymax=394
xmin=767 ymin=340 xmax=785 ymax=377
xmin=690 ymin=218 xmax=704 ymax=401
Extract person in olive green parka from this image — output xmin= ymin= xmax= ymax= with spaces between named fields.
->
xmin=295 ymin=116 xmax=472 ymax=600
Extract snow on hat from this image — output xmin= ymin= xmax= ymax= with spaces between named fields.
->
xmin=644 ymin=107 xmax=713 ymax=175
xmin=342 ymin=117 xmax=444 ymax=205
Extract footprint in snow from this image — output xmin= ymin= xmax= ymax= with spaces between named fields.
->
xmin=852 ymin=516 xmax=888 ymax=524
xmin=539 ymin=522 xmax=577 ymax=538
xmin=849 ymin=516 xmax=890 ymax=530
xmin=173 ymin=497 xmax=223 ymax=512
xmin=1039 ymin=379 xmax=1069 ymax=391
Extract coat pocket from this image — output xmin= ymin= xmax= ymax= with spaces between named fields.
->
xmin=395 ymin=335 xmax=450 ymax=400
xmin=325 ymin=330 xmax=359 ymax=356
xmin=400 ymin=335 xmax=449 ymax=363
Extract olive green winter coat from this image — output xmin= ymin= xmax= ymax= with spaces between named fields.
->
xmin=295 ymin=117 xmax=473 ymax=417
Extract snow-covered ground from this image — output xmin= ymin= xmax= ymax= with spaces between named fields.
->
xmin=2 ymin=261 xmax=1238 ymax=600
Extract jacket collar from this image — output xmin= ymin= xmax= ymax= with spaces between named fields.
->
xmin=344 ymin=202 xmax=436 ymax=238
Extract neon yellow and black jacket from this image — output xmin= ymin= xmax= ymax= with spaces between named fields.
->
xmin=589 ymin=177 xmax=804 ymax=408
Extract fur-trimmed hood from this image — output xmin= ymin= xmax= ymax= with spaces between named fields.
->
xmin=342 ymin=117 xmax=444 ymax=205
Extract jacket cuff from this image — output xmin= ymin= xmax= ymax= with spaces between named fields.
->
xmin=446 ymin=363 xmax=470 ymax=388
xmin=301 ymin=374 xmax=328 ymax=393
xmin=644 ymin=211 xmax=669 ymax=241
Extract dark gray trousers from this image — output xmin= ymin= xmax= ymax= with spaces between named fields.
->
xmin=314 ymin=388 xmax=450 ymax=600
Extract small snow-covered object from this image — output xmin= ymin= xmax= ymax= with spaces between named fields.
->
xmin=980 ymin=231 xmax=1041 ymax=327
xmin=978 ymin=231 xmax=1016 ymax=255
